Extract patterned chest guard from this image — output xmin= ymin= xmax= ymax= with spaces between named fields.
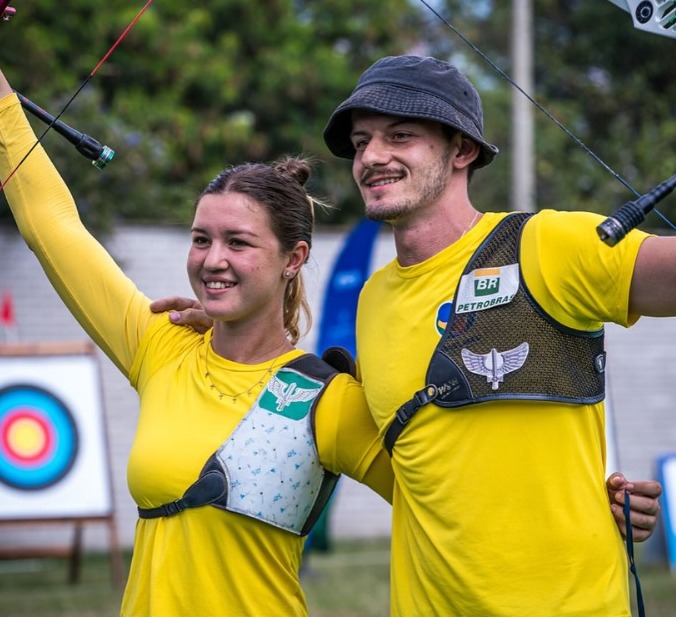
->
xmin=138 ymin=348 xmax=354 ymax=536
xmin=384 ymin=213 xmax=606 ymax=455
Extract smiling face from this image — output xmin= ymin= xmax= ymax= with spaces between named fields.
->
xmin=187 ymin=192 xmax=292 ymax=329
xmin=350 ymin=111 xmax=456 ymax=224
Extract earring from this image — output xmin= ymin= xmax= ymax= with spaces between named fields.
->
xmin=284 ymin=271 xmax=293 ymax=278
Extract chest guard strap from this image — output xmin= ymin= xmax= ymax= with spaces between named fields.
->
xmin=138 ymin=347 xmax=354 ymax=536
xmin=384 ymin=212 xmax=606 ymax=455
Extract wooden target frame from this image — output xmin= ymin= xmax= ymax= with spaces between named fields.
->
xmin=0 ymin=341 xmax=123 ymax=586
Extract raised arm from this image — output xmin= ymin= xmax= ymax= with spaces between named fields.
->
xmin=629 ymin=235 xmax=676 ymax=317
xmin=0 ymin=69 xmax=151 ymax=374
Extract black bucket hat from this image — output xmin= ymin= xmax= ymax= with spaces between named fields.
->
xmin=323 ymin=55 xmax=499 ymax=168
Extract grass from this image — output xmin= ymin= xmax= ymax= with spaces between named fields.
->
xmin=302 ymin=539 xmax=391 ymax=617
xmin=0 ymin=554 xmax=125 ymax=617
xmin=637 ymin=562 xmax=676 ymax=617
xmin=0 ymin=538 xmax=674 ymax=616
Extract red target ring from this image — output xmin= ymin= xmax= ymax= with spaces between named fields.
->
xmin=1 ymin=407 xmax=55 ymax=466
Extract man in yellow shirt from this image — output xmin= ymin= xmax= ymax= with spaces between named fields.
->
xmin=318 ymin=54 xmax=671 ymax=616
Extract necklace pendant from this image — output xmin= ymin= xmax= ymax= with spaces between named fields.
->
xmin=204 ymin=350 xmax=282 ymax=403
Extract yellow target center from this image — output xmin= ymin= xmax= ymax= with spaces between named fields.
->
xmin=8 ymin=417 xmax=47 ymax=458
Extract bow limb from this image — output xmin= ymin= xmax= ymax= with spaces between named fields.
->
xmin=606 ymin=0 xmax=676 ymax=38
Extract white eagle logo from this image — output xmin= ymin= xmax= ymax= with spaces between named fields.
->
xmin=267 ymin=376 xmax=318 ymax=411
xmin=461 ymin=343 xmax=530 ymax=390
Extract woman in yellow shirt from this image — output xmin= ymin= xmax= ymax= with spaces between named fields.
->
xmin=0 ymin=69 xmax=392 ymax=617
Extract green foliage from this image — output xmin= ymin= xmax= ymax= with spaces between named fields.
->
xmin=532 ymin=0 xmax=676 ymax=225
xmin=436 ymin=0 xmax=676 ymax=228
xmin=0 ymin=0 xmax=425 ymax=232
xmin=2 ymin=1 xmax=676 ymax=232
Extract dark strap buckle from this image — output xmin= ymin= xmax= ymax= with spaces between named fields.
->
xmin=163 ymin=499 xmax=185 ymax=517
xmin=396 ymin=384 xmax=438 ymax=425
xmin=385 ymin=384 xmax=439 ymax=456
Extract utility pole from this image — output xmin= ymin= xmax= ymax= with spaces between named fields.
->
xmin=511 ymin=0 xmax=535 ymax=212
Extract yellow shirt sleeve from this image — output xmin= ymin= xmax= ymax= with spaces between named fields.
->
xmin=314 ymin=372 xmax=394 ymax=504
xmin=0 ymin=93 xmax=153 ymax=375
xmin=520 ymin=208 xmax=650 ymax=330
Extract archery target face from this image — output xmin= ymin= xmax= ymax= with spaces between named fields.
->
xmin=0 ymin=351 xmax=112 ymax=519
xmin=0 ymin=385 xmax=78 ymax=490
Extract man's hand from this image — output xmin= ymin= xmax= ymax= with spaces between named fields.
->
xmin=149 ymin=296 xmax=213 ymax=334
xmin=607 ymin=472 xmax=662 ymax=542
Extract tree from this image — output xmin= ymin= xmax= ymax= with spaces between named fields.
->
xmin=0 ymin=0 xmax=426 ymax=231
xmin=4 ymin=1 xmax=675 ymax=233
xmin=433 ymin=0 xmax=676 ymax=230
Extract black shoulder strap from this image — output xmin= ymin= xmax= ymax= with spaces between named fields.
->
xmin=285 ymin=345 xmax=356 ymax=536
xmin=286 ymin=346 xmax=357 ymax=380
xmin=322 ymin=346 xmax=357 ymax=378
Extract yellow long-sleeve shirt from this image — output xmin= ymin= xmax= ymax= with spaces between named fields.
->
xmin=0 ymin=93 xmax=393 ymax=617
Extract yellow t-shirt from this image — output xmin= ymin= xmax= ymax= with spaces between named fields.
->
xmin=0 ymin=93 xmax=393 ymax=617
xmin=357 ymin=210 xmax=648 ymax=617
xmin=124 ymin=323 xmax=390 ymax=616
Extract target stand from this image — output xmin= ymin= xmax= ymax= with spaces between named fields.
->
xmin=0 ymin=341 xmax=123 ymax=587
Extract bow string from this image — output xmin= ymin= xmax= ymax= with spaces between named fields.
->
xmin=0 ymin=0 xmax=155 ymax=191
xmin=416 ymin=0 xmax=676 ymax=245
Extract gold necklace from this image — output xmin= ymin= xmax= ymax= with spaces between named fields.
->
xmin=460 ymin=210 xmax=481 ymax=239
xmin=203 ymin=345 xmax=285 ymax=404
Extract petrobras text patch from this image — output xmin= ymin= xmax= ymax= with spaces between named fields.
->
xmin=455 ymin=264 xmax=519 ymax=314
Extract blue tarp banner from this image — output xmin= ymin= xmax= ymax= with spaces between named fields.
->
xmin=657 ymin=454 xmax=676 ymax=571
xmin=316 ymin=219 xmax=382 ymax=357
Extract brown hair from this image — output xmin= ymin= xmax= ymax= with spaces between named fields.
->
xmin=198 ymin=157 xmax=317 ymax=344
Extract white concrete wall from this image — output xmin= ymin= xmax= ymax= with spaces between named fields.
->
xmin=1 ymin=223 xmax=676 ymax=553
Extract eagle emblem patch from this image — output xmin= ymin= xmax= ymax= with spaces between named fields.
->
xmin=259 ymin=369 xmax=323 ymax=419
xmin=461 ymin=343 xmax=529 ymax=390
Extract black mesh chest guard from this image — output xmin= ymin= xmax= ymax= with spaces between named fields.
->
xmin=384 ymin=212 xmax=606 ymax=455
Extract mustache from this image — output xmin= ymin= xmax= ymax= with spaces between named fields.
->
xmin=360 ymin=167 xmax=405 ymax=185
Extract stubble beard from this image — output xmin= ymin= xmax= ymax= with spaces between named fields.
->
xmin=363 ymin=147 xmax=453 ymax=224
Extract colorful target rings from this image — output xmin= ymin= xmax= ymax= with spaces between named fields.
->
xmin=0 ymin=384 xmax=79 ymax=490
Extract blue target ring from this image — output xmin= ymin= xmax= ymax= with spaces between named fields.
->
xmin=0 ymin=384 xmax=79 ymax=490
